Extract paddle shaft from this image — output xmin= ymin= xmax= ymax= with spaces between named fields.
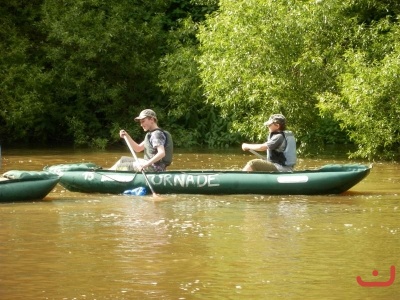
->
xmin=249 ymin=149 xmax=267 ymax=160
xmin=123 ymin=136 xmax=157 ymax=196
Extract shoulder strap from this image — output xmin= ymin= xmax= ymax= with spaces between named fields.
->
xmin=151 ymin=128 xmax=173 ymax=165
xmin=281 ymin=131 xmax=287 ymax=150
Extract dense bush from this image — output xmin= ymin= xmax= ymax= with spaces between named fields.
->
xmin=0 ymin=0 xmax=399 ymax=159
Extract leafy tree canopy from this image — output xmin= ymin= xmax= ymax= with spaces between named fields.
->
xmin=1 ymin=0 xmax=399 ymax=160
xmin=197 ymin=0 xmax=400 ymax=159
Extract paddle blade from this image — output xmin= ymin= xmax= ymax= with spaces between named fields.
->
xmin=123 ymin=187 xmax=147 ymax=196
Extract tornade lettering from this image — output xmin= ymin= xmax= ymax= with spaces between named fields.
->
xmin=147 ymin=174 xmax=220 ymax=188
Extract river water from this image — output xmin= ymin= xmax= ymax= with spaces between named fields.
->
xmin=1 ymin=148 xmax=399 ymax=299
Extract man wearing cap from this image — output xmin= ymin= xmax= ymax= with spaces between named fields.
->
xmin=109 ymin=109 xmax=173 ymax=172
xmin=241 ymin=114 xmax=296 ymax=172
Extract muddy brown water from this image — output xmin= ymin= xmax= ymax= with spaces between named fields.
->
xmin=1 ymin=148 xmax=399 ymax=299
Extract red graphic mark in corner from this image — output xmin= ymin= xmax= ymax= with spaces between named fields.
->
xmin=356 ymin=265 xmax=396 ymax=287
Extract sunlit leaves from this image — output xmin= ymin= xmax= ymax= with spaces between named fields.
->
xmin=320 ymin=44 xmax=400 ymax=159
xmin=198 ymin=0 xmax=333 ymax=141
xmin=198 ymin=0 xmax=400 ymax=158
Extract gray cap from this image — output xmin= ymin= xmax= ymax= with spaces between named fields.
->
xmin=264 ymin=114 xmax=286 ymax=126
xmin=134 ymin=109 xmax=157 ymax=121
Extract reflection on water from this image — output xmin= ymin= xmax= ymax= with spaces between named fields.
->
xmin=0 ymin=148 xmax=399 ymax=299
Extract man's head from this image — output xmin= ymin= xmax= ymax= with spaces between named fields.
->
xmin=264 ymin=114 xmax=286 ymax=131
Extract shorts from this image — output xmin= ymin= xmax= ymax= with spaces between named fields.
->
xmin=113 ymin=156 xmax=166 ymax=172
xmin=245 ymin=159 xmax=278 ymax=172
xmin=245 ymin=159 xmax=294 ymax=172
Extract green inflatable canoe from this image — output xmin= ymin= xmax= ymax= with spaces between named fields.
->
xmin=0 ymin=170 xmax=60 ymax=202
xmin=45 ymin=163 xmax=371 ymax=195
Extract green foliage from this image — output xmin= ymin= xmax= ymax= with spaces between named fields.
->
xmin=202 ymin=111 xmax=242 ymax=148
xmin=319 ymin=47 xmax=400 ymax=160
xmin=159 ymin=2 xmax=240 ymax=148
xmin=159 ymin=18 xmax=204 ymax=116
xmin=197 ymin=0 xmax=400 ymax=159
xmin=317 ymin=1 xmax=400 ymax=160
xmin=89 ymin=138 xmax=108 ymax=150
xmin=1 ymin=0 xmax=170 ymax=147
xmin=197 ymin=0 xmax=337 ymax=143
xmin=1 ymin=0 xmax=400 ymax=160
xmin=39 ymin=0 xmax=168 ymax=146
xmin=0 ymin=0 xmax=53 ymax=144
xmin=164 ymin=0 xmax=219 ymax=28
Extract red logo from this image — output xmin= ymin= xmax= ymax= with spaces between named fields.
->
xmin=356 ymin=265 xmax=396 ymax=287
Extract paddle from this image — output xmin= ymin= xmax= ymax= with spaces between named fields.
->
xmin=123 ymin=135 xmax=159 ymax=197
xmin=249 ymin=149 xmax=267 ymax=160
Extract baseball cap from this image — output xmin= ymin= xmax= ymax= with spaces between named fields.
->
xmin=134 ymin=109 xmax=157 ymax=121
xmin=264 ymin=114 xmax=286 ymax=126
